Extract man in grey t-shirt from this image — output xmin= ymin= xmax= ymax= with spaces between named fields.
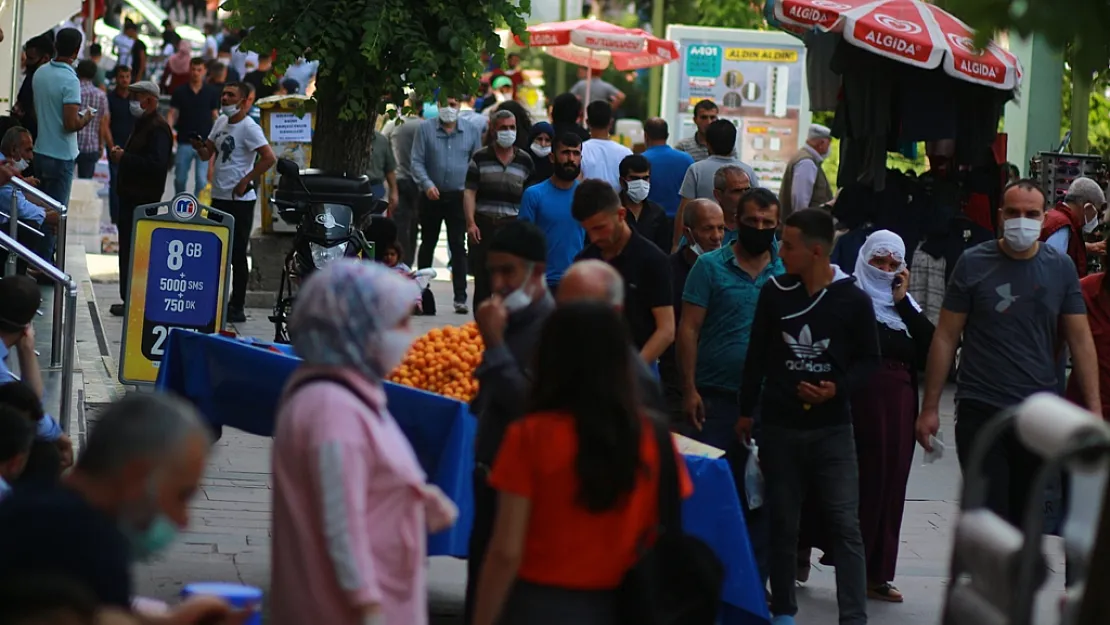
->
xmin=672 ymin=119 xmax=758 ymax=250
xmin=570 ymin=67 xmax=625 ymax=108
xmin=916 ymin=180 xmax=1100 ymax=524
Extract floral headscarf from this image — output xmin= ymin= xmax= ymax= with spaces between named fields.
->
xmin=289 ymin=260 xmax=420 ymax=381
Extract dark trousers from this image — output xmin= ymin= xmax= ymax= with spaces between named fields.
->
xmin=76 ymin=151 xmax=100 ymax=179
xmin=417 ymin=190 xmax=467 ymax=304
xmin=210 ymin=198 xmax=255 ymax=310
xmin=955 ymin=399 xmax=1043 ymax=526
xmin=108 ymin=161 xmax=121 ymax=224
xmin=464 ymin=466 xmax=497 ymax=625
xmin=763 ymin=423 xmax=867 ymax=624
xmin=117 ymin=196 xmax=145 ymax=301
xmin=395 ymin=178 xmax=421 ymax=267
xmin=469 ymin=213 xmax=517 ymax=307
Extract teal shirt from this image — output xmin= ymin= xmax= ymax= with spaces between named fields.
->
xmin=682 ymin=243 xmax=784 ymax=392
xmin=32 ymin=61 xmax=82 ymax=160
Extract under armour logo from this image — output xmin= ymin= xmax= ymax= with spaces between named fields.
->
xmin=995 ymin=283 xmax=1019 ymax=313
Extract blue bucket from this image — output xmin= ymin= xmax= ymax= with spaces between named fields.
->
xmin=181 ymin=583 xmax=263 ymax=625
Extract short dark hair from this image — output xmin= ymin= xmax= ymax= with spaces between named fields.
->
xmin=24 ymin=35 xmax=54 ymax=58
xmin=54 ymin=28 xmax=83 ymax=57
xmin=1003 ymin=178 xmax=1048 ymax=208
xmin=739 ymin=188 xmax=781 ymax=219
xmin=190 ymin=57 xmax=207 ymax=67
xmin=113 ymin=63 xmax=131 ymax=75
xmin=586 ymin=100 xmax=612 ymax=130
xmin=693 ymin=99 xmax=718 ymax=116
xmin=554 ymin=132 xmax=582 ymax=151
xmin=0 ymin=276 xmax=41 ymax=333
xmin=489 ymin=220 xmax=548 ymax=264
xmin=0 ymin=381 xmax=43 ymax=423
xmin=0 ymin=575 xmax=98 ymax=625
xmin=572 ymin=179 xmax=621 ymax=222
xmin=643 ymin=118 xmax=668 ymax=141
xmin=705 ymin=119 xmax=737 ymax=156
xmin=784 ymin=208 xmax=835 ymax=253
xmin=227 ymin=81 xmax=255 ymax=100
xmin=0 ymin=405 xmax=34 ymax=463
xmin=618 ymin=154 xmax=650 ymax=178
xmin=76 ymin=60 xmax=98 ymax=80
xmin=551 ymin=92 xmax=583 ymax=125
xmin=281 ymin=78 xmax=300 ymax=94
xmin=124 ymin=20 xmax=139 ymax=32
xmin=89 ymin=43 xmax=102 ymax=57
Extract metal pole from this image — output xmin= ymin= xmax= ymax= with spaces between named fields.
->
xmin=51 ymin=208 xmax=69 ymax=366
xmin=59 ymin=282 xmax=77 ymax=433
xmin=4 ymin=185 xmax=16 ymax=276
xmin=554 ymin=0 xmax=568 ymax=96
xmin=8 ymin=0 xmax=24 ymax=116
xmin=1071 ymin=69 xmax=1092 ymax=154
xmin=647 ymin=0 xmax=665 ymax=118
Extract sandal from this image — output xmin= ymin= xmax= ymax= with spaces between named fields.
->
xmin=868 ymin=582 xmax=904 ymax=603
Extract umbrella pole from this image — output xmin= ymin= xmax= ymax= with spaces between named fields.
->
xmin=584 ymin=51 xmax=593 ymax=128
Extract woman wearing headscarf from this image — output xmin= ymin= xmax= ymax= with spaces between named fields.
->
xmin=270 ymin=260 xmax=459 ymax=625
xmin=849 ymin=229 xmax=934 ymax=602
xmin=160 ymin=40 xmax=192 ymax=95
xmin=526 ymin=121 xmax=554 ymax=187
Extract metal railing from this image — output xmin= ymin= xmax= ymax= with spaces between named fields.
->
xmin=5 ymin=177 xmax=70 ymax=367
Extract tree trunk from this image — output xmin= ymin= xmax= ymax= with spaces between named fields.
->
xmin=310 ymin=74 xmax=378 ymax=174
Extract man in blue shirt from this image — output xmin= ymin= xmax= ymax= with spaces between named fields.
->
xmin=518 ymin=133 xmax=585 ymax=292
xmin=0 ymin=127 xmax=50 ymax=228
xmin=641 ymin=118 xmax=694 ymax=221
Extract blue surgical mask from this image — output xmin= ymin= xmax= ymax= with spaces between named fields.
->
xmin=121 ymin=513 xmax=179 ymax=561
xmin=422 ymin=102 xmax=439 ymax=120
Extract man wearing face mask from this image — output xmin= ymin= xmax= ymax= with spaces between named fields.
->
xmin=464 ymin=110 xmax=534 ymax=306
xmin=779 ymin=124 xmax=833 ymax=220
xmin=1040 ymin=176 xmax=1106 ymax=278
xmin=14 ymin=35 xmax=54 ymax=142
xmin=109 ymin=81 xmax=173 ymax=318
xmin=0 ymin=393 xmax=253 ymax=624
xmin=618 ymin=154 xmax=671 ymax=252
xmin=0 ymin=127 xmax=55 ymax=229
xmin=518 ymin=133 xmax=586 ymax=292
xmin=672 ymin=163 xmax=752 ymax=252
xmin=466 ymin=221 xmax=553 ymax=625
xmin=917 ymin=180 xmax=1101 ymax=526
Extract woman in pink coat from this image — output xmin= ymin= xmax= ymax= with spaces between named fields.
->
xmin=270 ymin=260 xmax=458 ymax=625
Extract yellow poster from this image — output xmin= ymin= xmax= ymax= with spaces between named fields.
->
xmin=724 ymin=48 xmax=799 ymax=63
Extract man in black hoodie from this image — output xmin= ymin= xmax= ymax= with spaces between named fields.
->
xmin=739 ymin=208 xmax=879 ymax=625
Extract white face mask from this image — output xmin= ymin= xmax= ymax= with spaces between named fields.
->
xmin=221 ymin=104 xmax=240 ymax=117
xmin=689 ymin=242 xmax=705 ymax=256
xmin=129 ymin=101 xmax=145 ymax=117
xmin=501 ymin=265 xmax=535 ymax=312
xmin=1003 ymin=217 xmax=1042 ymax=252
xmin=626 ymin=179 xmax=650 ymax=203
xmin=1084 ymin=208 xmax=1100 ymax=234
xmin=496 ymin=130 xmax=517 ymax=148
xmin=379 ymin=329 xmax=415 ymax=374
xmin=438 ymin=107 xmax=459 ymax=124
xmin=531 ymin=143 xmax=551 ymax=158
xmin=11 ymin=159 xmax=27 ymax=171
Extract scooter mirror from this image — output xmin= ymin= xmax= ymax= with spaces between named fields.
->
xmin=276 ymin=158 xmax=300 ymax=178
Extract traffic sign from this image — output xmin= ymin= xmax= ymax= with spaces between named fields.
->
xmin=119 ymin=193 xmax=235 ymax=385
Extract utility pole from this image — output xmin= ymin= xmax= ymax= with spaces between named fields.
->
xmin=647 ymin=0 xmax=665 ymax=117
xmin=1071 ymin=69 xmax=1092 ymax=154
xmin=555 ymin=0 xmax=569 ymax=96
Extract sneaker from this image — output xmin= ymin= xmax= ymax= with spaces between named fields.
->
xmin=454 ymin=301 xmax=469 ymax=314
xmin=868 ymin=582 xmax=904 ymax=603
xmin=108 ymin=303 xmax=125 ymax=317
xmin=771 ymin=616 xmax=796 ymax=625
xmin=227 ymin=307 xmax=247 ymax=323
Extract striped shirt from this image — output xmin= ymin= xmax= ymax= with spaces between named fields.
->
xmin=77 ymin=80 xmax=107 ymax=155
xmin=466 ymin=146 xmax=534 ymax=218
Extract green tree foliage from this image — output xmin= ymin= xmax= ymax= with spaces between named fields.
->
xmin=1062 ymin=67 xmax=1110 ymax=158
xmin=223 ymin=0 xmax=530 ymax=170
xmin=676 ymin=0 xmax=764 ymax=30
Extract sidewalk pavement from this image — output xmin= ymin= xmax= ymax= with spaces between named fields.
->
xmin=83 ymin=256 xmax=1066 ymax=625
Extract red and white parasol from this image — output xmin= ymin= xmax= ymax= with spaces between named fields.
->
xmin=771 ymin=0 xmax=1022 ymax=90
xmin=515 ymin=19 xmax=680 ymax=72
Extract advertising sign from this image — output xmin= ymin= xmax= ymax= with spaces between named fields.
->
xmin=119 ymin=194 xmax=234 ymax=385
xmin=662 ymin=26 xmax=812 ymax=193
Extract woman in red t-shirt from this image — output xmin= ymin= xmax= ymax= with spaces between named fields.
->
xmin=471 ymin=302 xmax=692 ymax=625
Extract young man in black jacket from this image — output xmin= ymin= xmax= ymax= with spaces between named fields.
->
xmin=738 ymin=208 xmax=880 ymax=625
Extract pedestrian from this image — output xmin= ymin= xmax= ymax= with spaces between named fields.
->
xmin=88 ymin=43 xmax=109 ymax=90
xmin=673 ymin=120 xmax=758 ymax=250
xmin=740 ymin=208 xmax=880 ymax=625
xmin=202 ymin=22 xmax=219 ymax=60
xmin=840 ymin=229 xmax=934 ymax=603
xmin=675 ymin=99 xmax=734 ymax=162
xmin=518 ymin=132 xmax=584 ymax=292
xmin=75 ymin=61 xmax=109 ymax=180
xmin=160 ymin=40 xmax=193 ymax=95
xmin=549 ymin=92 xmax=589 ymax=144
xmin=191 ymin=82 xmax=277 ymax=323
xmin=712 ymin=165 xmax=753 ymax=238
xmin=383 ymin=105 xmax=422 ymax=267
xmin=0 ymin=127 xmax=53 ymax=231
xmin=465 ymin=110 xmax=534 ymax=306
xmin=525 ymin=121 xmax=553 ymax=187
xmin=243 ymin=52 xmax=278 ymax=100
xmin=573 ymin=179 xmax=675 ymax=366
xmin=470 ymin=301 xmax=690 ymax=625
xmin=367 ymin=127 xmax=398 ymax=212
xmin=13 ymin=35 xmax=53 ymax=141
xmin=411 ymin=96 xmax=483 ymax=314
xmin=493 ymin=101 xmax=533 ymax=151
xmin=1041 ymin=176 xmax=1106 ymax=278
xmin=282 ymin=58 xmax=318 ymax=94
xmin=570 ymin=66 xmax=625 ymax=108
xmin=465 ymin=221 xmax=554 ymax=625
xmin=579 ymin=101 xmax=631 ymax=190
xmin=916 ymin=180 xmax=1101 ymax=526
xmin=111 ymin=20 xmax=136 ymax=76
xmin=161 ymin=19 xmax=182 ymax=54
xmin=617 ymin=154 xmax=670 ymax=252
xmin=105 ymin=64 xmax=135 ymax=225
xmin=0 ymin=405 xmax=34 ymax=500
xmin=0 ymin=380 xmax=63 ymax=484
xmin=271 ymin=260 xmax=458 ymax=625
xmin=108 ymin=80 xmax=174 ymax=318
xmin=779 ymin=124 xmax=833 ymax=220
xmin=641 ymin=117 xmax=694 ymax=224
xmin=120 ymin=21 xmax=147 ymax=80
xmin=1066 ymin=224 xmax=1110 ymax=420
xmin=206 ymin=60 xmax=229 ymax=90
xmin=167 ymin=57 xmax=220 ymax=195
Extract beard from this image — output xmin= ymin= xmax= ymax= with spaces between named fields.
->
xmin=554 ymin=163 xmax=580 ymax=181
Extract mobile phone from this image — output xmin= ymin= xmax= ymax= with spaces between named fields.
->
xmin=80 ymin=107 xmax=96 ymax=116
xmin=893 ymin=277 xmax=904 ymax=289
xmin=188 ymin=132 xmax=204 ymax=142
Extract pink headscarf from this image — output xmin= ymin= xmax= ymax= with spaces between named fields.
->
xmin=166 ymin=40 xmax=192 ymax=75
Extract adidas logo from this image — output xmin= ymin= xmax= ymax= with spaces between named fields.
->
xmin=784 ymin=325 xmax=832 ymax=373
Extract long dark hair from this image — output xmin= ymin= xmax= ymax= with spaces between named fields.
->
xmin=528 ymin=302 xmax=642 ymax=512
xmin=495 ymin=100 xmax=533 ymax=150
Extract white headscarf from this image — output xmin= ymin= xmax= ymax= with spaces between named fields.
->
xmin=853 ymin=230 xmax=920 ymax=334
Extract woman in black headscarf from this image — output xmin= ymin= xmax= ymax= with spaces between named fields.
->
xmin=526 ymin=121 xmax=554 ymax=187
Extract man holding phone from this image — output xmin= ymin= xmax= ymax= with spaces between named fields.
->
xmin=167 ymin=58 xmax=220 ymax=195
xmin=193 ymin=82 xmax=276 ymax=323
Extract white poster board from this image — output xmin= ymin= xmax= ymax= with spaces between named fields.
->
xmin=662 ymin=26 xmax=812 ymax=193
xmin=269 ymin=112 xmax=314 ymax=143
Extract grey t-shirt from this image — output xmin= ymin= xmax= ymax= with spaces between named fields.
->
xmin=944 ymin=241 xmax=1085 ymax=408
xmin=571 ymin=78 xmax=620 ymax=105
xmin=384 ymin=115 xmax=421 ymax=181
xmin=679 ymin=155 xmax=760 ymax=200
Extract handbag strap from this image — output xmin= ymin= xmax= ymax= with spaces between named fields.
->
xmin=649 ymin=417 xmax=683 ymax=533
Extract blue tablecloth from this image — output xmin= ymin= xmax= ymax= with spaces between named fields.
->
xmin=156 ymin=331 xmax=768 ymax=624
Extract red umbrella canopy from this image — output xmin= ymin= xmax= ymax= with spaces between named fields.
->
xmin=772 ymin=0 xmax=1022 ymax=90
xmin=515 ymin=19 xmax=680 ymax=71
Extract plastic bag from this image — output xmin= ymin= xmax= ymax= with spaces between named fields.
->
xmin=743 ymin=439 xmax=764 ymax=510
xmin=923 ymin=432 xmax=946 ymax=465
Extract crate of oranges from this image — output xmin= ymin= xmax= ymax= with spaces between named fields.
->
xmin=388 ymin=322 xmax=484 ymax=402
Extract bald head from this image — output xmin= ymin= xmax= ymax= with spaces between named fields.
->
xmin=557 ymin=260 xmax=624 ymax=309
xmin=78 ymin=392 xmax=211 ymax=477
xmin=684 ymin=198 xmax=724 ymax=229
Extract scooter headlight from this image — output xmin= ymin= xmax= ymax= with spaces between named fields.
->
xmin=309 ymin=241 xmax=348 ymax=268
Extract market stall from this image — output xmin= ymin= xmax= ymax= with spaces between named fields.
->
xmin=155 ymin=329 xmax=772 ymax=625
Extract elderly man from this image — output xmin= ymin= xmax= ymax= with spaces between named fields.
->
xmin=0 ymin=127 xmax=56 ymax=230
xmin=780 ymin=124 xmax=833 ymax=219
xmin=1041 ymin=176 xmax=1106 ymax=278
xmin=0 ymin=393 xmax=248 ymax=623
xmin=673 ymin=120 xmax=758 ymax=250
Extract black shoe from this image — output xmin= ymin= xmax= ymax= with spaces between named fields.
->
xmin=108 ymin=303 xmax=125 ymax=317
xmin=228 ymin=308 xmax=247 ymax=323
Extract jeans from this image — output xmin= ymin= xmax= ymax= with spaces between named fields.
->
xmin=469 ymin=213 xmax=516 ymax=307
xmin=108 ymin=161 xmax=120 ymax=224
xmin=210 ymin=198 xmax=255 ymax=310
xmin=954 ymin=399 xmax=1043 ymax=526
xmin=763 ymin=423 xmax=867 ymax=624
xmin=76 ymin=151 xmax=100 ymax=179
xmin=417 ymin=190 xmax=467 ymax=305
xmin=33 ymin=154 xmax=75 ymax=261
xmin=174 ymin=142 xmax=210 ymax=195
xmin=395 ymin=178 xmax=420 ymax=267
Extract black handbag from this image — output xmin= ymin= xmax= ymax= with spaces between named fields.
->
xmin=616 ymin=419 xmax=725 ymax=625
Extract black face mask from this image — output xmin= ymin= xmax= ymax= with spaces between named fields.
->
xmin=737 ymin=223 xmax=775 ymax=255
xmin=554 ymin=163 xmax=581 ymax=181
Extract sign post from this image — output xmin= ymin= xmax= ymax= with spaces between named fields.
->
xmin=119 ymin=193 xmax=234 ymax=385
